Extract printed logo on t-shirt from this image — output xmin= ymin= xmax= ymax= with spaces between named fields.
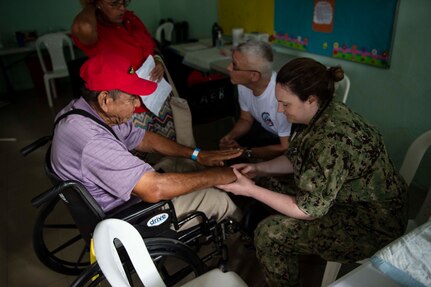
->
xmin=261 ymin=112 xmax=274 ymax=127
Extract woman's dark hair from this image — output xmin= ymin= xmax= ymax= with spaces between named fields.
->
xmin=276 ymin=57 xmax=344 ymax=105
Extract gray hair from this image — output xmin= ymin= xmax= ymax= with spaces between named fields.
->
xmin=82 ymin=87 xmax=121 ymax=104
xmin=234 ymin=40 xmax=273 ymax=79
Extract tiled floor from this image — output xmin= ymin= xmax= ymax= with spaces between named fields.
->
xmin=2 ymin=84 xmax=338 ymax=287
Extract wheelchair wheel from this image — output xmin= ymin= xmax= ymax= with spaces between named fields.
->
xmin=146 ymin=237 xmax=207 ymax=285
xmin=33 ymin=197 xmax=90 ymax=275
xmin=71 ymin=237 xmax=207 ymax=287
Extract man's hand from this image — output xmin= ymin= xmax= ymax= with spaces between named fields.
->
xmin=197 ymin=148 xmax=243 ymax=167
xmin=150 ymin=61 xmax=165 ymax=82
xmin=216 ymin=168 xmax=255 ymax=196
xmin=207 ymin=166 xmax=238 ymax=184
xmin=219 ymin=135 xmax=241 ymax=150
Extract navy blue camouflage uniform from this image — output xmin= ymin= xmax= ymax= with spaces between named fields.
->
xmin=254 ymin=100 xmax=408 ymax=286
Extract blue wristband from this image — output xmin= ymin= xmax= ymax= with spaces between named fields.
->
xmin=191 ymin=148 xmax=200 ymax=161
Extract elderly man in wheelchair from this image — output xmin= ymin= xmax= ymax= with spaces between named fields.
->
xmin=25 ymin=51 xmax=246 ymax=285
xmin=51 ymin=51 xmax=242 ymax=224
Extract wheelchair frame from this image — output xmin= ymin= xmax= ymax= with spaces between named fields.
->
xmin=22 ymin=136 xmax=238 ymax=285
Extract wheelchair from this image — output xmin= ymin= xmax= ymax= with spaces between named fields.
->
xmin=21 ymin=136 xmax=240 ymax=286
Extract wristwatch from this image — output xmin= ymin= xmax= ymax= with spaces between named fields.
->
xmin=245 ymin=149 xmax=253 ymax=158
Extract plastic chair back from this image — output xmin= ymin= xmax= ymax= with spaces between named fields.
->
xmin=334 ymin=74 xmax=350 ymax=104
xmin=399 ymin=129 xmax=431 ymax=229
xmin=94 ymin=218 xmax=166 ymax=287
xmin=35 ymin=32 xmax=75 ymax=73
xmin=35 ymin=32 xmax=75 ymax=107
xmin=399 ymin=130 xmax=431 ymax=186
xmin=93 ymin=219 xmax=248 ymax=287
xmin=156 ymin=22 xmax=174 ymax=43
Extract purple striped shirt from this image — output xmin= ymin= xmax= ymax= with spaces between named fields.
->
xmin=51 ymin=97 xmax=154 ymax=211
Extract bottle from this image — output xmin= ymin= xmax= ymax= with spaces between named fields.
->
xmin=216 ymin=30 xmax=224 ymax=48
xmin=212 ymin=23 xmax=220 ymax=47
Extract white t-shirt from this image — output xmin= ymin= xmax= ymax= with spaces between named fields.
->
xmin=238 ymin=72 xmax=292 ymax=137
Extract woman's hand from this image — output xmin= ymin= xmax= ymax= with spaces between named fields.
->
xmin=231 ymin=163 xmax=259 ymax=179
xmin=150 ymin=61 xmax=165 ymax=82
xmin=197 ymin=149 xmax=243 ymax=167
xmin=216 ymin=168 xmax=255 ymax=197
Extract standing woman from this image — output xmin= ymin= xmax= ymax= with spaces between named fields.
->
xmin=217 ymin=58 xmax=408 ymax=286
xmin=71 ymin=0 xmax=164 ymax=83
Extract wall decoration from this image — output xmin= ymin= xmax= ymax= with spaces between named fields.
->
xmin=312 ymin=0 xmax=334 ymax=33
xmin=273 ymin=0 xmax=399 ymax=68
xmin=218 ymin=0 xmax=274 ymax=36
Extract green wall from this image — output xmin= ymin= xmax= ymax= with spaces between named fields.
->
xmin=159 ymin=0 xmax=218 ymax=39
xmin=0 ymin=1 xmax=162 ymax=41
xmin=0 ymin=0 xmax=429 ymax=188
xmin=0 ymin=0 xmax=163 ymax=92
xmin=270 ymin=0 xmax=431 ymax=189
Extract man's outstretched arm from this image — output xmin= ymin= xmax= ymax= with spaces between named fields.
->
xmin=132 ymin=167 xmax=236 ymax=203
xmin=137 ymin=131 xmax=242 ymax=167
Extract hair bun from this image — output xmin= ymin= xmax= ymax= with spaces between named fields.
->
xmin=328 ymin=66 xmax=344 ymax=82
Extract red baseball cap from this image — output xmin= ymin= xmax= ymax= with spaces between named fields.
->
xmin=80 ymin=52 xmax=157 ymax=96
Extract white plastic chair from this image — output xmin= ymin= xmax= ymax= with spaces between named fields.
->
xmin=334 ymin=74 xmax=350 ymax=104
xmin=35 ymin=32 xmax=75 ymax=108
xmin=400 ymin=129 xmax=431 ymax=231
xmin=321 ymin=129 xmax=431 ymax=287
xmin=93 ymin=218 xmax=248 ymax=287
xmin=155 ymin=22 xmax=174 ymax=43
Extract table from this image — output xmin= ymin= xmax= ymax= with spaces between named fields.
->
xmin=0 ymin=45 xmax=36 ymax=98
xmin=328 ymin=261 xmax=401 ymax=287
xmin=169 ymin=40 xmax=297 ymax=75
xmin=169 ymin=39 xmax=231 ymax=72
xmin=210 ymin=51 xmax=297 ymax=75
xmin=183 ymin=46 xmax=232 ymax=72
xmin=168 ymin=38 xmax=212 ymax=57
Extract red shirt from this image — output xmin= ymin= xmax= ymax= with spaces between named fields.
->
xmin=73 ymin=11 xmax=156 ymax=112
xmin=73 ymin=10 xmax=156 ymax=69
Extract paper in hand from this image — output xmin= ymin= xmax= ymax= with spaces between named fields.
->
xmin=136 ymin=55 xmax=172 ymax=116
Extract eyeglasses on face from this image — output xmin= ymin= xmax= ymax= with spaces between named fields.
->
xmin=231 ymin=65 xmax=261 ymax=74
xmin=105 ymin=0 xmax=131 ymax=8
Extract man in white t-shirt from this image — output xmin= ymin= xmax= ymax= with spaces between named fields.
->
xmin=219 ymin=41 xmax=292 ymax=160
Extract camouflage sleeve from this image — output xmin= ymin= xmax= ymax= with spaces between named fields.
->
xmin=295 ymin=142 xmax=350 ymax=218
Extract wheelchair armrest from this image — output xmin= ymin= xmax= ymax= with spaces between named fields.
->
xmin=20 ymin=136 xmax=52 ymax=156
xmin=31 ymin=183 xmax=64 ymax=207
xmin=31 ymin=180 xmax=90 ymax=208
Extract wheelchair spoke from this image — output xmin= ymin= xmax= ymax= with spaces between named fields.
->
xmin=33 ymin=197 xmax=91 ymax=275
xmin=75 ymin=245 xmax=88 ymax=267
xmin=43 ymin=223 xmax=76 ymax=229
xmin=50 ymin=234 xmax=82 ymax=254
xmin=49 ymin=244 xmax=89 ymax=267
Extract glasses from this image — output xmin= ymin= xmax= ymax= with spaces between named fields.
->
xmin=105 ymin=0 xmax=131 ymax=8
xmin=231 ymin=64 xmax=260 ymax=74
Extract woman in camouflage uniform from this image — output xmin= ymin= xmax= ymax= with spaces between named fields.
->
xmin=217 ymin=58 xmax=408 ymax=286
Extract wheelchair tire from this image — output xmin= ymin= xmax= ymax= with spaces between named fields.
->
xmin=33 ymin=197 xmax=90 ymax=275
xmin=71 ymin=237 xmax=207 ymax=287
